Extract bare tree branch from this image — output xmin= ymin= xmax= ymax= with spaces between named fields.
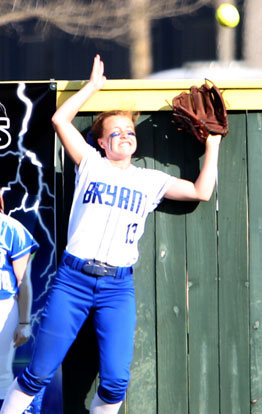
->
xmin=0 ymin=0 xmax=213 ymax=77
xmin=0 ymin=0 xmax=212 ymax=41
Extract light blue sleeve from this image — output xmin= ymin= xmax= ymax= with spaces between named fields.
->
xmin=10 ymin=219 xmax=39 ymax=260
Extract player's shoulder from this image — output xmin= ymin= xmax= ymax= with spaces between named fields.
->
xmin=0 ymin=212 xmax=19 ymax=225
xmin=0 ymin=213 xmax=26 ymax=232
xmin=0 ymin=212 xmax=12 ymax=226
xmin=78 ymin=145 xmax=104 ymax=172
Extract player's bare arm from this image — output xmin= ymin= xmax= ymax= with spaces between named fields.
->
xmin=12 ymin=253 xmax=31 ymax=287
xmin=164 ymin=134 xmax=221 ymax=202
xmin=52 ymin=55 xmax=107 ymax=166
xmin=13 ymin=268 xmax=32 ymax=348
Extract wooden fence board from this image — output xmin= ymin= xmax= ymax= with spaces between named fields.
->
xmin=127 ymin=114 xmax=158 ymax=414
xmin=169 ymin=130 xmax=220 ymax=414
xmin=218 ymin=113 xmax=250 ymax=413
xmin=185 ymin=136 xmax=219 ymax=413
xmin=154 ymin=112 xmax=188 ymax=413
xmin=247 ymin=112 xmax=262 ymax=413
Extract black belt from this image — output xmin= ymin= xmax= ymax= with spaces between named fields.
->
xmin=63 ymin=251 xmax=132 ymax=278
xmin=82 ymin=259 xmax=118 ymax=277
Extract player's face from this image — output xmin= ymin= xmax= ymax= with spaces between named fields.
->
xmin=98 ymin=116 xmax=137 ymax=160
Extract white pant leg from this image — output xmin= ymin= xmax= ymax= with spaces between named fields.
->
xmin=90 ymin=392 xmax=122 ymax=414
xmin=0 ymin=297 xmax=19 ymax=399
xmin=0 ymin=378 xmax=34 ymax=414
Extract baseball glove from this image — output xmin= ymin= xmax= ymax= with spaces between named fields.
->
xmin=172 ymin=80 xmax=229 ymax=143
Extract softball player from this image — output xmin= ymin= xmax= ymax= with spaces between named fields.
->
xmin=0 ymin=191 xmax=40 ymax=413
xmin=1 ymin=55 xmax=221 ymax=414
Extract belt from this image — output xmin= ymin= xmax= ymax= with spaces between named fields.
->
xmin=63 ymin=251 xmax=132 ymax=278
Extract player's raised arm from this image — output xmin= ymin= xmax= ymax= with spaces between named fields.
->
xmin=164 ymin=134 xmax=221 ymax=202
xmin=52 ymin=55 xmax=107 ymax=166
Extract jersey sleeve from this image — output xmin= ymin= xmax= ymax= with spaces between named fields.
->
xmin=143 ymin=168 xmax=175 ymax=213
xmin=0 ymin=215 xmax=39 ymax=299
xmin=10 ymin=220 xmax=39 ymax=261
xmin=76 ymin=145 xmax=102 ymax=177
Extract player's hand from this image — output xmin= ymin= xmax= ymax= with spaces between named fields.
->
xmin=89 ymin=54 xmax=107 ymax=92
xmin=13 ymin=323 xmax=31 ymax=348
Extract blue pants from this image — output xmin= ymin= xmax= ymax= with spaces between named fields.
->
xmin=18 ymin=252 xmax=136 ymax=404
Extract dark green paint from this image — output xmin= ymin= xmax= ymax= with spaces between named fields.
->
xmin=59 ymin=111 xmax=260 ymax=414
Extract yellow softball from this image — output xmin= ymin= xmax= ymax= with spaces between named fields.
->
xmin=215 ymin=3 xmax=240 ymax=28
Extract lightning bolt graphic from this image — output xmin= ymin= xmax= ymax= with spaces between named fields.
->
xmin=0 ymin=82 xmax=56 ymax=338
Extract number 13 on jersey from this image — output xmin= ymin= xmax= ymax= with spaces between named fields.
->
xmin=126 ymin=223 xmax=138 ymax=244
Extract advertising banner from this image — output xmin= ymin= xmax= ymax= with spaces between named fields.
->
xmin=0 ymin=82 xmax=62 ymax=413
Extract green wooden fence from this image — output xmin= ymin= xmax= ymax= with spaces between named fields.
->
xmin=57 ymin=105 xmax=262 ymax=413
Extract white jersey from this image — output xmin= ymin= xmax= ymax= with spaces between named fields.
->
xmin=66 ymin=145 xmax=174 ymax=267
xmin=0 ymin=213 xmax=39 ymax=299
